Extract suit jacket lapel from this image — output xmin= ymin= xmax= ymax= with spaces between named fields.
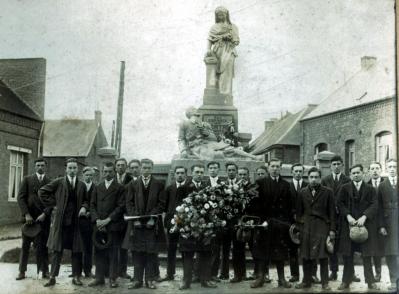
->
xmin=311 ymin=187 xmax=322 ymax=204
xmin=146 ymin=178 xmax=156 ymax=213
xmin=137 ymin=180 xmax=145 ymax=214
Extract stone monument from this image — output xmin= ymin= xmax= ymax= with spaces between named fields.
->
xmin=167 ymin=6 xmax=262 ymax=184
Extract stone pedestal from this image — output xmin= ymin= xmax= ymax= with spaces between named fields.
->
xmin=199 ymin=56 xmax=239 ymax=139
xmin=167 ymin=156 xmax=264 ymax=185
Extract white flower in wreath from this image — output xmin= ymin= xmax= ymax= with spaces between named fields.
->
xmin=204 ymin=203 xmax=210 ymax=210
xmin=210 ymin=195 xmax=216 ymax=200
xmin=177 ymin=206 xmax=184 ymax=213
xmin=221 ymin=220 xmax=227 ymax=226
xmin=171 ymin=219 xmax=176 ymax=225
xmin=200 ymin=209 xmax=206 ymax=215
xmin=185 ymin=207 xmax=190 ymax=213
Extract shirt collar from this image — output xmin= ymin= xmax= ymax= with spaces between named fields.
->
xmin=36 ymin=173 xmax=44 ymax=180
xmin=353 ymin=180 xmax=363 ymax=187
xmin=105 ymin=178 xmax=114 ymax=185
xmin=176 ymin=180 xmax=186 ymax=187
xmin=334 ymin=173 xmax=341 ymax=180
xmin=67 ymin=175 xmax=75 ymax=183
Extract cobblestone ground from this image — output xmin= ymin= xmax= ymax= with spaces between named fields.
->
xmin=1 ymin=262 xmax=396 ymax=294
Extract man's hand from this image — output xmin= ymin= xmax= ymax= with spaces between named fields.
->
xmin=25 ymin=213 xmax=34 ymax=225
xmin=355 ymin=215 xmax=367 ymax=227
xmin=36 ymin=213 xmax=46 ymax=223
xmin=97 ymin=217 xmax=111 ymax=229
xmin=379 ymin=227 xmax=388 ymax=236
xmin=78 ymin=207 xmax=87 ymax=217
xmin=346 ymin=215 xmax=356 ymax=226
xmin=329 ymin=231 xmax=336 ymax=240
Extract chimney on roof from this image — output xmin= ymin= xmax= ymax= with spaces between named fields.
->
xmin=95 ymin=110 xmax=102 ymax=127
xmin=361 ymin=56 xmax=377 ymax=71
xmin=264 ymin=119 xmax=276 ymax=132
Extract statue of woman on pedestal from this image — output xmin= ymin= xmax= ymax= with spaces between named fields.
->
xmin=178 ymin=107 xmax=259 ymax=161
xmin=206 ymin=6 xmax=239 ymax=96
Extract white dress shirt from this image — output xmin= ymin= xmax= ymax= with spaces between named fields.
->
xmin=85 ymin=181 xmax=93 ymax=192
xmin=67 ymin=175 xmax=76 ymax=189
xmin=293 ymin=179 xmax=303 ymax=191
xmin=105 ymin=179 xmax=114 ymax=189
xmin=209 ymin=176 xmax=219 ymax=187
xmin=389 ymin=176 xmax=397 ymax=187
xmin=333 ymin=173 xmax=342 ymax=181
xmin=117 ymin=173 xmax=126 ymax=184
xmin=36 ymin=173 xmax=44 ymax=181
xmin=353 ymin=181 xmax=362 ymax=191
xmin=372 ymin=178 xmax=381 ymax=188
xmin=176 ymin=180 xmax=186 ymax=188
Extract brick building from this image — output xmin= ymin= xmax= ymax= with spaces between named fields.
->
xmin=0 ymin=58 xmax=46 ymax=225
xmin=300 ymin=56 xmax=396 ymax=175
xmin=248 ymin=104 xmax=317 ymax=164
xmin=42 ymin=111 xmax=116 ymax=179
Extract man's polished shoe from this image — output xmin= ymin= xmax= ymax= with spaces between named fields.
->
xmin=352 ymin=275 xmax=360 ymax=282
xmin=160 ymin=275 xmax=174 ymax=282
xmin=289 ymin=276 xmax=299 ymax=282
xmin=264 ymin=274 xmax=272 ymax=283
xmin=312 ymin=275 xmax=321 ymax=284
xmin=72 ymin=276 xmax=83 ymax=286
xmin=128 ymin=281 xmax=143 ymax=289
xmin=88 ymin=279 xmax=105 ymax=287
xmin=211 ymin=276 xmax=221 ymax=282
xmin=250 ymin=278 xmax=264 ymax=288
xmin=337 ymin=282 xmax=349 ymax=290
xmin=278 ymin=279 xmax=292 ymax=288
xmin=147 ymin=280 xmax=157 ymax=289
xmin=322 ymin=284 xmax=331 ymax=290
xmin=15 ymin=272 xmax=26 ymax=280
xmin=109 ymin=279 xmax=118 ymax=288
xmin=155 ymin=275 xmax=162 ymax=283
xmin=218 ymin=274 xmax=229 ymax=280
xmin=44 ymin=277 xmax=56 ymax=287
xmin=374 ymin=273 xmax=381 ymax=282
xmin=328 ymin=272 xmax=337 ymax=281
xmin=84 ymin=271 xmax=93 ymax=278
xmin=368 ymin=283 xmax=379 ymax=290
xmin=179 ymin=282 xmax=191 ymax=290
xmin=295 ymin=282 xmax=311 ymax=289
xmin=201 ymin=281 xmax=217 ymax=288
xmin=230 ymin=276 xmax=242 ymax=283
xmin=42 ymin=272 xmax=50 ymax=279
xmin=119 ymin=272 xmax=131 ymax=279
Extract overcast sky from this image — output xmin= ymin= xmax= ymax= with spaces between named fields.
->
xmin=1 ymin=0 xmax=395 ymax=162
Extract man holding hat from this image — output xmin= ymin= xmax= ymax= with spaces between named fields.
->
xmin=89 ymin=162 xmax=125 ymax=288
xmin=295 ymin=167 xmax=336 ymax=290
xmin=16 ymin=158 xmax=51 ymax=280
xmin=336 ymin=164 xmax=379 ymax=291
xmin=39 ymin=158 xmax=89 ymax=287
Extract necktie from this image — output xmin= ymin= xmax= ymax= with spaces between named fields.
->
xmin=295 ymin=181 xmax=298 ymax=192
xmin=373 ymin=180 xmax=377 ymax=188
xmin=144 ymin=178 xmax=149 ymax=188
xmin=392 ymin=178 xmax=396 ymax=187
xmin=38 ymin=175 xmax=42 ymax=182
xmin=356 ymin=182 xmax=360 ymax=191
xmin=311 ymin=189 xmax=316 ymax=197
xmin=71 ymin=177 xmax=75 ymax=189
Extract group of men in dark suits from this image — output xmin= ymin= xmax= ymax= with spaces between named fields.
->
xmin=15 ymin=154 xmax=398 ymax=291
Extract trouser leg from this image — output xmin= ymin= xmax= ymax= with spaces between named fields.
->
xmin=182 ymin=252 xmax=195 ymax=285
xmin=145 ymin=253 xmax=157 ymax=282
xmin=342 ymin=255 xmax=354 ymax=284
xmin=275 ymin=260 xmax=285 ymax=281
xmin=166 ymin=232 xmax=178 ymax=277
xmin=373 ymin=256 xmax=382 ymax=276
xmin=109 ymin=245 xmax=120 ymax=280
xmin=329 ymin=252 xmax=339 ymax=273
xmin=71 ymin=252 xmax=82 ymax=277
xmin=82 ymin=228 xmax=93 ymax=275
xmin=198 ymin=251 xmax=212 ymax=282
xmin=362 ymin=256 xmax=374 ymax=284
xmin=311 ymin=260 xmax=318 ymax=276
xmin=386 ymin=255 xmax=398 ymax=283
xmin=95 ymin=247 xmax=107 ymax=281
xmin=133 ymin=252 xmax=145 ymax=283
xmin=302 ymin=259 xmax=312 ymax=284
xmin=220 ymin=230 xmax=231 ymax=277
xmin=50 ymin=250 xmax=63 ymax=277
xmin=289 ymin=244 xmax=299 ymax=278
xmin=18 ymin=234 xmax=32 ymax=273
xmin=319 ymin=258 xmax=329 ymax=285
xmin=210 ymin=233 xmax=221 ymax=277
xmin=232 ymin=238 xmax=246 ymax=278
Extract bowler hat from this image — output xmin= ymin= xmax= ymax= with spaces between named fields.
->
xmin=349 ymin=225 xmax=368 ymax=243
xmin=21 ymin=222 xmax=41 ymax=238
xmin=92 ymin=226 xmax=112 ymax=250
xmin=289 ymin=223 xmax=301 ymax=245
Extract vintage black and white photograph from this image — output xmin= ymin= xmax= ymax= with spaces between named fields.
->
xmin=0 ymin=0 xmax=397 ymax=293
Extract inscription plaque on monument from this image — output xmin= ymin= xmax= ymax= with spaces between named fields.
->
xmin=202 ymin=114 xmax=234 ymax=138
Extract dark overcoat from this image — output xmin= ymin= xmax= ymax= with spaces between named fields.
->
xmin=252 ymin=176 xmax=293 ymax=261
xmin=90 ymin=181 xmax=125 ymax=232
xmin=38 ymin=177 xmax=88 ymax=252
xmin=289 ymin=180 xmax=308 ymax=219
xmin=18 ymin=174 xmax=52 ymax=219
xmin=377 ymin=179 xmax=398 ymax=256
xmin=297 ymin=185 xmax=336 ymax=259
xmin=79 ymin=183 xmax=96 ymax=234
xmin=122 ymin=177 xmax=165 ymax=253
xmin=337 ymin=182 xmax=378 ymax=257
xmin=164 ymin=181 xmax=191 ymax=232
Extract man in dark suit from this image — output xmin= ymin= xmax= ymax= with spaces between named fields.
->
xmin=377 ymin=159 xmax=398 ymax=291
xmin=128 ymin=159 xmax=141 ymax=182
xmin=295 ymin=167 xmax=335 ymax=290
xmin=219 ymin=162 xmax=239 ymax=280
xmin=251 ymin=158 xmax=293 ymax=289
xmin=179 ymin=164 xmax=217 ymax=290
xmin=39 ymin=158 xmax=89 ymax=287
xmin=161 ymin=166 xmax=189 ymax=281
xmin=123 ymin=159 xmax=165 ymax=290
xmin=88 ymin=162 xmax=125 ymax=288
xmin=77 ymin=166 xmax=96 ymax=278
xmin=366 ymin=161 xmax=384 ymax=282
xmin=336 ymin=164 xmax=379 ymax=291
xmin=115 ymin=158 xmax=133 ymax=279
xmin=204 ymin=161 xmax=225 ymax=282
xmin=16 ymin=158 xmax=51 ymax=280
xmin=321 ymin=155 xmax=352 ymax=281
